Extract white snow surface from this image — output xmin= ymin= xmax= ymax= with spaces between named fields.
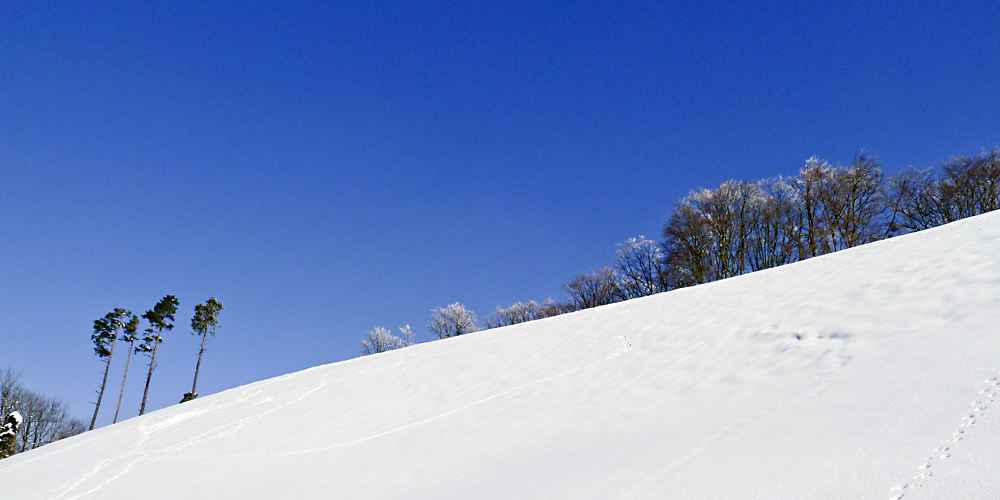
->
xmin=3 ymin=212 xmax=1000 ymax=499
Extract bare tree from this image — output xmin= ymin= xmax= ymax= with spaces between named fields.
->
xmin=939 ymin=149 xmax=1000 ymax=221
xmin=0 ymin=369 xmax=84 ymax=458
xmin=563 ymin=268 xmax=620 ymax=310
xmin=615 ymin=236 xmax=666 ymax=299
xmin=0 ymin=370 xmax=25 ymax=459
xmin=484 ymin=301 xmax=541 ymax=329
xmin=748 ymin=177 xmax=799 ymax=271
xmin=657 ymin=149 xmax=995 ymax=295
xmin=428 ymin=303 xmax=478 ymax=339
xmin=13 ymin=391 xmax=84 ymax=454
xmin=885 ymin=167 xmax=944 ymax=232
xmin=663 ymin=199 xmax=713 ymax=287
xmin=362 ymin=326 xmax=415 ymax=355
xmin=793 ymin=158 xmax=837 ymax=259
xmin=0 ymin=369 xmax=23 ymax=421
xmin=483 ymin=298 xmax=570 ymax=328
xmin=536 ymin=298 xmax=571 ymax=319
xmin=821 ymin=153 xmax=892 ymax=249
xmin=663 ymin=181 xmax=766 ymax=286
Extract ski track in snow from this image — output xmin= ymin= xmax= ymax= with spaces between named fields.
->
xmin=150 ymin=332 xmax=619 ymax=457
xmin=164 ymin=332 xmax=633 ymax=458
xmin=889 ymin=366 xmax=1000 ymax=500
xmin=52 ymin=417 xmax=158 ymax=500
xmin=43 ymin=332 xmax=634 ymax=499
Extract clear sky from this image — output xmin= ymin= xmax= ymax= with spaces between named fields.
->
xmin=1 ymin=1 xmax=998 ymax=426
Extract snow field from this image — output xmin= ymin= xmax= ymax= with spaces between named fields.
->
xmin=1 ymin=211 xmax=999 ymax=499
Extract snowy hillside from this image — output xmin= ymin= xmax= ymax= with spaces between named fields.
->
xmin=2 ymin=212 xmax=999 ymax=499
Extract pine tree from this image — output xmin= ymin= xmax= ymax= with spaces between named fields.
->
xmin=137 ymin=295 xmax=179 ymax=416
xmin=183 ymin=298 xmax=224 ymax=403
xmin=112 ymin=313 xmax=139 ymax=424
xmin=89 ymin=309 xmax=133 ymax=430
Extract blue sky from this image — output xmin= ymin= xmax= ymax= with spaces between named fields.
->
xmin=1 ymin=0 xmax=998 ymax=425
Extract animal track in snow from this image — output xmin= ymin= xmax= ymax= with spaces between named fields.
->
xmin=619 ymin=334 xmax=632 ymax=350
xmin=889 ymin=366 xmax=999 ymax=499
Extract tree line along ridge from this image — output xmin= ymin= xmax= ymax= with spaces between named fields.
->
xmin=362 ymin=148 xmax=1000 ymax=353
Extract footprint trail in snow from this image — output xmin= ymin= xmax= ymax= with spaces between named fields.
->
xmin=889 ymin=367 xmax=999 ymax=500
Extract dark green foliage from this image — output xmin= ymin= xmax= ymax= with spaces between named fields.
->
xmin=121 ymin=314 xmax=140 ymax=344
xmin=91 ymin=312 xmax=120 ymax=359
xmin=138 ymin=296 xmax=179 ymax=416
xmin=1 ymin=411 xmax=22 ymax=459
xmin=90 ymin=308 xmax=134 ymax=430
xmin=139 ymin=295 xmax=180 ymax=354
xmin=191 ymin=298 xmax=224 ymax=340
xmin=188 ymin=297 xmax=224 ymax=401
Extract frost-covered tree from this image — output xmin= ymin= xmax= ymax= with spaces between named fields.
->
xmin=361 ymin=325 xmax=415 ymax=355
xmin=183 ymin=297 xmax=224 ymax=403
xmin=793 ymin=157 xmax=836 ymax=259
xmin=820 ymin=153 xmax=891 ymax=250
xmin=1 ymin=411 xmax=22 ymax=459
xmin=483 ymin=298 xmax=569 ymax=329
xmin=536 ymin=298 xmax=571 ymax=318
xmin=938 ymin=149 xmax=1000 ymax=221
xmin=112 ymin=313 xmax=139 ymax=423
xmin=428 ymin=303 xmax=478 ymax=339
xmin=662 ymin=181 xmax=765 ymax=286
xmin=885 ymin=150 xmax=1000 ymax=233
xmin=663 ymin=156 xmax=894 ymax=288
xmin=138 ymin=295 xmax=179 ymax=416
xmin=484 ymin=301 xmax=540 ymax=329
xmin=747 ymin=177 xmax=800 ymax=271
xmin=615 ymin=236 xmax=666 ymax=300
xmin=90 ymin=308 xmax=133 ymax=430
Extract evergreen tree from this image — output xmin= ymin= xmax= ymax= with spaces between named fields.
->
xmin=89 ymin=309 xmax=132 ymax=430
xmin=1 ymin=411 xmax=22 ymax=459
xmin=183 ymin=298 xmax=224 ymax=403
xmin=112 ymin=313 xmax=139 ymax=424
xmin=137 ymin=295 xmax=179 ymax=416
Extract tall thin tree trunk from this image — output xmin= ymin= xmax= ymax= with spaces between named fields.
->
xmin=190 ymin=332 xmax=208 ymax=397
xmin=89 ymin=336 xmax=116 ymax=430
xmin=113 ymin=342 xmax=133 ymax=424
xmin=138 ymin=336 xmax=160 ymax=416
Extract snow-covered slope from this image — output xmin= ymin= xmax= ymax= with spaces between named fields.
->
xmin=3 ymin=212 xmax=1000 ymax=499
